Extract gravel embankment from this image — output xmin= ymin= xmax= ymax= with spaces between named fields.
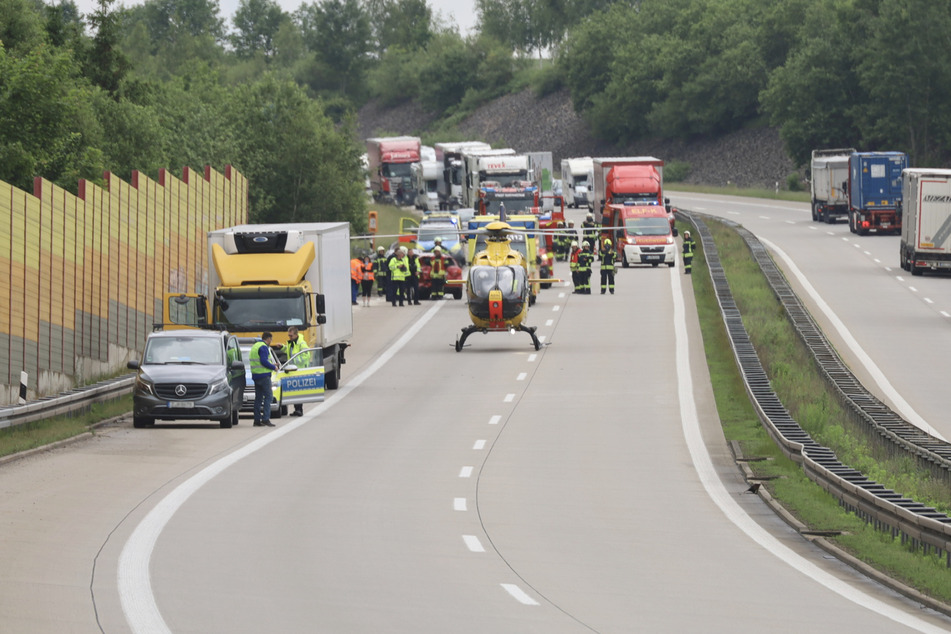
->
xmin=358 ymin=89 xmax=802 ymax=190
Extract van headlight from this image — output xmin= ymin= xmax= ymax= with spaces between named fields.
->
xmin=208 ymin=377 xmax=230 ymax=395
xmin=135 ymin=376 xmax=154 ymax=396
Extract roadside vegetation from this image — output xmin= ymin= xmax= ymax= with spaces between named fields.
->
xmin=688 ymin=217 xmax=951 ymax=605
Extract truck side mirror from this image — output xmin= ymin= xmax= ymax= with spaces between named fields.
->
xmin=314 ymin=293 xmax=325 ymax=314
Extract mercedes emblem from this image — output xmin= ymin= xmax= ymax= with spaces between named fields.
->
xmin=174 ymin=384 xmax=187 ymax=397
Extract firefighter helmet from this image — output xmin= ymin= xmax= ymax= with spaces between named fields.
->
xmin=570 ymin=240 xmax=578 ymax=248
xmin=582 ymin=240 xmax=590 ymax=248
xmin=604 ymin=239 xmax=612 ymax=247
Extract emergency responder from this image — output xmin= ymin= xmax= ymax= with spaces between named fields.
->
xmin=555 ymin=222 xmax=570 ymax=261
xmin=582 ymin=213 xmax=599 ymax=256
xmin=406 ymin=248 xmax=421 ymax=305
xmin=429 ymin=246 xmax=448 ymax=299
xmin=250 ymin=332 xmax=277 ymax=427
xmin=282 ymin=327 xmax=307 ymax=416
xmin=682 ymin=230 xmax=696 ymax=274
xmin=600 ymin=238 xmax=616 ymax=294
xmin=373 ymin=246 xmax=388 ymax=296
xmin=577 ymin=241 xmax=594 ymax=294
xmin=350 ymin=255 xmax=363 ymax=305
xmin=361 ymin=255 xmax=374 ymax=306
xmin=389 ymin=247 xmax=410 ymax=306
xmin=569 ymin=240 xmax=581 ymax=292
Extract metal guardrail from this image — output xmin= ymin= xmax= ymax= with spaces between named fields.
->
xmin=0 ymin=376 xmax=134 ymax=429
xmin=682 ymin=211 xmax=951 ymax=564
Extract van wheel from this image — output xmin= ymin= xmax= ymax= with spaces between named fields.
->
xmin=220 ymin=411 xmax=234 ymax=428
xmin=133 ymin=416 xmax=153 ymax=428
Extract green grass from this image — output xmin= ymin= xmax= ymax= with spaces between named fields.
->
xmin=690 ymin=218 xmax=951 ymax=604
xmin=0 ymin=395 xmax=131 ymax=459
xmin=669 ymin=183 xmax=810 ymax=204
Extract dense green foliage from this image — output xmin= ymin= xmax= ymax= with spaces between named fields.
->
xmin=2 ymin=0 xmax=949 ymax=215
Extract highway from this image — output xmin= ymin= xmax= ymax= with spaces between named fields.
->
xmin=1 ymin=198 xmax=950 ymax=632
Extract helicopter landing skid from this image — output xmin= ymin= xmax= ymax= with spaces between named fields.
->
xmin=454 ymin=324 xmax=541 ymax=351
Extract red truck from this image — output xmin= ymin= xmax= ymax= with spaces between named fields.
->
xmin=366 ymin=136 xmax=421 ymax=205
xmin=591 ymin=156 xmax=665 ymax=221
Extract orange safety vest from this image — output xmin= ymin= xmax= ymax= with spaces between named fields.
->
xmin=350 ymin=258 xmax=363 ymax=282
xmin=363 ymin=260 xmax=374 ymax=281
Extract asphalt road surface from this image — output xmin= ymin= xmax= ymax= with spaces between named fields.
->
xmin=1 ymin=199 xmax=950 ymax=633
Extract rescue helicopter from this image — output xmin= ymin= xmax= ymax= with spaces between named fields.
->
xmin=448 ymin=220 xmax=560 ymax=352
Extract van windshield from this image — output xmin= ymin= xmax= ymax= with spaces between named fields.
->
xmin=624 ymin=217 xmax=670 ymax=236
xmin=145 ymin=337 xmax=223 ymax=365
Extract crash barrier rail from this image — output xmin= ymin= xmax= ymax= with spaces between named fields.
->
xmin=680 ymin=210 xmax=951 ymax=566
xmin=0 ymin=376 xmax=133 ymax=430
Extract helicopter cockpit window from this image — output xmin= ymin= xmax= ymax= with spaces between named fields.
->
xmin=468 ymin=265 xmax=526 ymax=300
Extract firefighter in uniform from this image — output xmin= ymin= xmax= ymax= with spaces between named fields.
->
xmin=577 ymin=241 xmax=594 ymax=294
xmin=569 ymin=240 xmax=581 ymax=292
xmin=555 ymin=222 xmax=570 ymax=261
xmin=582 ymin=213 xmax=600 ymax=257
xmin=600 ymin=238 xmax=616 ymax=294
xmin=373 ymin=246 xmax=388 ymax=296
xmin=682 ymin=230 xmax=696 ymax=275
xmin=429 ymin=246 xmax=448 ymax=299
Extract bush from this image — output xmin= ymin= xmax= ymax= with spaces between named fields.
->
xmin=786 ymin=172 xmax=803 ymax=191
xmin=665 ymin=160 xmax=691 ymax=183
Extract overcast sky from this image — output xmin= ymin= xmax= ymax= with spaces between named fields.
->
xmin=72 ymin=0 xmax=479 ymax=36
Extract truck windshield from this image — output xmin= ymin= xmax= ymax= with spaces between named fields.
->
xmin=383 ymin=163 xmax=413 ymax=179
xmin=145 ymin=337 xmax=223 ymax=365
xmin=483 ymin=197 xmax=535 ymax=215
xmin=612 ymin=193 xmax=657 ymax=205
xmin=624 ymin=217 xmax=670 ymax=236
xmin=215 ymin=292 xmax=307 ymax=328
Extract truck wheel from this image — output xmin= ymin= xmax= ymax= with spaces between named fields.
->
xmin=325 ymin=354 xmax=341 ymax=390
xmin=811 ymin=202 xmax=818 ymax=221
xmin=911 ymin=262 xmax=922 ymax=276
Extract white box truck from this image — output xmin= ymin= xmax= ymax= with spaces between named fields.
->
xmin=412 ymin=160 xmax=441 ymax=212
xmin=561 ymin=157 xmax=593 ymax=208
xmin=810 ymin=148 xmax=854 ymax=223
xmin=900 ymin=168 xmax=951 ymax=275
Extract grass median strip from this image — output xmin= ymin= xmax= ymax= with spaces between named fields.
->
xmin=689 ymin=217 xmax=951 ymax=606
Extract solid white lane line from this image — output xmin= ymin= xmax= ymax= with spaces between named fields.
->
xmin=463 ymin=535 xmax=485 ymax=552
xmin=454 ymin=498 xmax=467 ymax=511
xmin=118 ymin=301 xmax=449 ymax=634
xmin=488 ymin=415 xmax=501 ymax=425
xmin=758 ymin=237 xmax=944 ymax=441
xmin=459 ymin=466 xmax=473 ymax=478
xmin=501 ymin=584 xmax=539 ymax=605
xmin=672 ymin=264 xmax=944 ymax=633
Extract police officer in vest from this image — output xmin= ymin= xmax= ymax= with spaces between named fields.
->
xmin=250 ymin=332 xmax=278 ymax=427
xmin=282 ymin=327 xmax=308 ymax=416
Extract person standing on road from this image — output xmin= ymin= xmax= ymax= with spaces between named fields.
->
xmin=282 ymin=327 xmax=308 ymax=416
xmin=569 ymin=240 xmax=580 ymax=293
xmin=374 ymin=246 xmax=388 ymax=297
xmin=600 ymin=239 xmax=616 ymax=294
xmin=250 ymin=332 xmax=278 ymax=427
xmin=430 ymin=246 xmax=448 ymax=300
xmin=582 ymin=213 xmax=600 ymax=257
xmin=407 ymin=248 xmax=421 ymax=305
xmin=682 ymin=230 xmax=696 ymax=275
xmin=350 ymin=256 xmax=363 ymax=305
xmin=361 ymin=255 xmax=374 ymax=307
xmin=389 ymin=247 xmax=410 ymax=306
xmin=577 ymin=241 xmax=594 ymax=294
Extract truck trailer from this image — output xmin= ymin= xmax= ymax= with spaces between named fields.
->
xmin=461 ymin=148 xmax=520 ymax=209
xmin=848 ymin=151 xmax=908 ymax=235
xmin=164 ymin=223 xmax=352 ymax=389
xmin=366 ymin=136 xmax=421 ymax=205
xmin=900 ymin=168 xmax=951 ymax=275
xmin=810 ymin=148 xmax=854 ymax=223
xmin=591 ymin=157 xmax=665 ymax=222
xmin=434 ymin=141 xmax=491 ymax=210
xmin=561 ymin=157 xmax=594 ymax=209
xmin=412 ymin=160 xmax=441 ymax=212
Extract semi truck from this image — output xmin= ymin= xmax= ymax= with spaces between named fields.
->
xmin=366 ymin=136 xmax=421 ymax=205
xmin=591 ymin=157 xmax=665 ymax=222
xmin=412 ymin=160 xmax=441 ymax=212
xmin=478 ymin=185 xmax=539 ymax=216
xmin=899 ymin=168 xmax=951 ymax=275
xmin=847 ymin=151 xmax=908 ymax=235
xmin=562 ymin=157 xmax=594 ymax=209
xmin=434 ymin=141 xmax=491 ymax=210
xmin=461 ymin=148 xmax=519 ymax=209
xmin=163 ymin=223 xmax=352 ymax=389
xmin=810 ymin=148 xmax=854 ymax=223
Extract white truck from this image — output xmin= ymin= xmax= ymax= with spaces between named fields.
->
xmin=810 ymin=148 xmax=854 ymax=223
xmin=434 ymin=141 xmax=491 ymax=210
xmin=412 ymin=160 xmax=441 ymax=212
xmin=462 ymin=149 xmax=528 ymax=209
xmin=900 ymin=168 xmax=951 ymax=276
xmin=562 ymin=157 xmax=593 ymax=208
xmin=165 ymin=223 xmax=353 ymax=389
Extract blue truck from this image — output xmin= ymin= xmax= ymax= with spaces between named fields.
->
xmin=848 ymin=151 xmax=908 ymax=235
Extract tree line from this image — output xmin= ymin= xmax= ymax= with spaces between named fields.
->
xmin=1 ymin=0 xmax=948 ymax=226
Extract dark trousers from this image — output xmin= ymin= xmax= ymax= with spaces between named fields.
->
xmin=601 ymin=269 xmax=615 ymax=294
xmin=252 ymin=373 xmax=273 ymax=422
xmin=392 ymin=279 xmax=407 ymax=305
xmin=407 ymin=276 xmax=419 ymax=303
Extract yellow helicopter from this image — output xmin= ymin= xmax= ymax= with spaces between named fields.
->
xmin=448 ymin=221 xmax=560 ymax=352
